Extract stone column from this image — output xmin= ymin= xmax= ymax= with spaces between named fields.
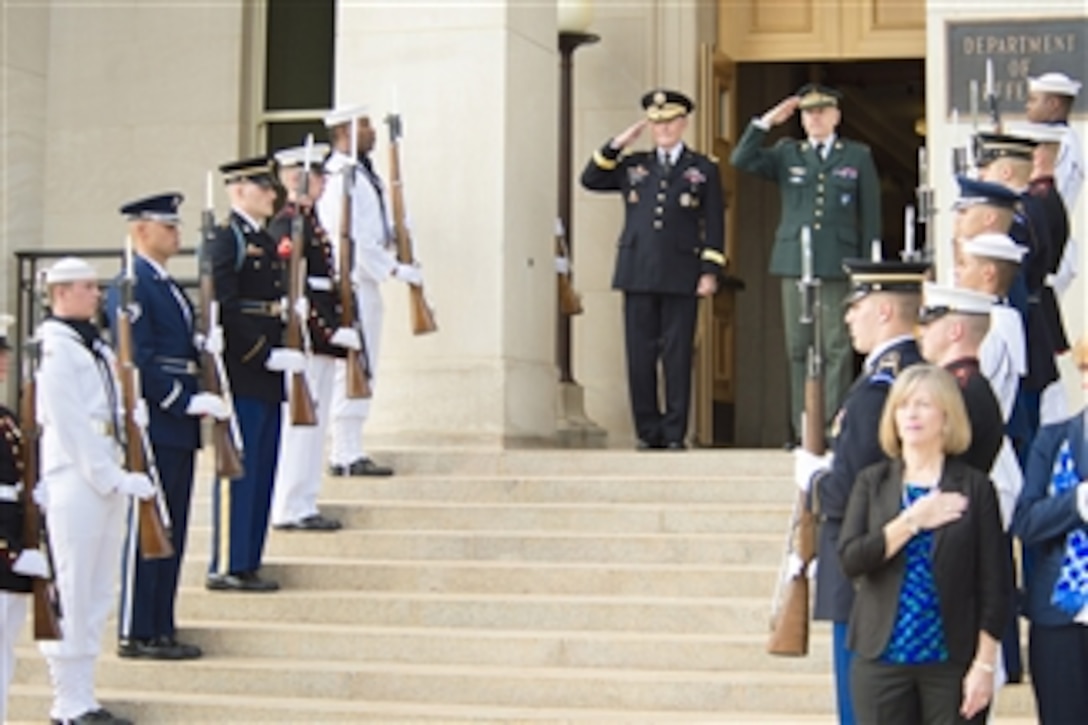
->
xmin=335 ymin=2 xmax=560 ymax=447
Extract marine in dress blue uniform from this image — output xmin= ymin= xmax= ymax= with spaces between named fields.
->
xmin=269 ymin=143 xmax=356 ymax=531
xmin=204 ymin=157 xmax=306 ymax=592
xmin=795 ymin=257 xmax=927 ymax=725
xmin=106 ymin=193 xmax=227 ymax=659
xmin=580 ymin=89 xmax=725 ymax=448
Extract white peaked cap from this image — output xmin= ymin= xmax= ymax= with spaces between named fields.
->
xmin=1027 ymin=72 xmax=1081 ymax=97
xmin=961 ymin=233 xmax=1028 ymax=263
xmin=323 ymin=105 xmax=369 ymax=128
xmin=1006 ymin=122 xmax=1067 ymax=144
xmin=923 ymin=281 xmax=995 ymax=315
xmin=43 ymin=256 xmax=98 ymax=285
xmin=274 ymin=143 xmax=332 ymax=167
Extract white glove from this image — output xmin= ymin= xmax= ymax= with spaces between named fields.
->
xmin=131 ymin=399 xmax=150 ymax=429
xmin=329 ymin=327 xmax=362 ymax=351
xmin=785 ymin=551 xmax=806 ymax=578
xmin=185 ymin=392 xmax=230 ymax=420
xmin=32 ymin=482 xmax=48 ymax=511
xmin=793 ymin=448 xmax=831 ymax=493
xmin=555 ymin=256 xmax=571 ymax=275
xmin=293 ymin=295 xmax=310 ymax=322
xmin=12 ymin=549 xmax=50 ymax=579
xmin=197 ymin=325 xmax=225 ymax=356
xmin=265 ymin=348 xmax=307 ymax=374
xmin=394 ymin=263 xmax=423 ymax=287
xmin=116 ymin=472 xmax=155 ymax=500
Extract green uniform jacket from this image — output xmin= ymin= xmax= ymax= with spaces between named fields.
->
xmin=730 ymin=121 xmax=881 ymax=280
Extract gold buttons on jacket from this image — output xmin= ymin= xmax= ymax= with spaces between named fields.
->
xmin=654 ymin=220 xmax=663 ymax=230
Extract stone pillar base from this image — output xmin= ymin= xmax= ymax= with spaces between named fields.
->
xmin=555 ymin=381 xmax=608 ymax=448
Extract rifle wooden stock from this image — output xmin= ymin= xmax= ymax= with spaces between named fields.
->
xmin=18 ymin=362 xmax=61 ymax=641
xmin=285 ymin=204 xmax=317 ymax=426
xmin=768 ymin=281 xmax=823 ymax=657
xmin=198 ymin=229 xmax=244 ymax=479
xmin=557 ymin=274 xmax=583 ymax=316
xmin=385 ymin=113 xmax=437 ymax=335
xmin=338 ymin=173 xmax=372 ymax=400
xmin=116 ymin=285 xmax=173 ymax=560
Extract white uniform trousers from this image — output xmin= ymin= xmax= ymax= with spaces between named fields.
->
xmin=272 ymin=354 xmax=337 ymax=525
xmin=38 ymin=475 xmax=126 ymax=720
xmin=0 ymin=591 xmax=28 ymax=722
xmin=329 ymin=279 xmax=383 ymax=466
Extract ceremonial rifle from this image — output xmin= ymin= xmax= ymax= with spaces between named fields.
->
xmin=385 ymin=112 xmax=438 ymax=335
xmin=117 ymin=237 xmax=173 ymax=560
xmin=284 ymin=138 xmax=318 ymax=425
xmin=555 ymin=218 xmax=583 ymax=316
xmin=914 ymin=147 xmax=934 ymax=264
xmin=199 ymin=173 xmax=244 ymax=478
xmin=18 ymin=340 xmax=61 ymax=640
xmin=767 ymin=225 xmax=820 ymax=657
xmin=337 ymin=145 xmax=372 ymax=400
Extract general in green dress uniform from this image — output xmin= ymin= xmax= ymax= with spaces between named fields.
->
xmin=730 ymin=84 xmax=882 ymax=444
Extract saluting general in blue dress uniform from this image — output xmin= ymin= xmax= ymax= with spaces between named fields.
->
xmin=106 ymin=193 xmax=229 ymax=660
xmin=794 ymin=257 xmax=928 ymax=725
xmin=204 ymin=157 xmax=306 ymax=592
xmin=580 ymin=89 xmax=725 ymax=449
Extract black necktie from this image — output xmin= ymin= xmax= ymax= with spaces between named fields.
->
xmin=660 ymin=152 xmax=672 ymax=173
xmin=814 ymin=143 xmax=825 ymax=160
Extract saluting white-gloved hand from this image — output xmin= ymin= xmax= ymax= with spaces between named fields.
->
xmin=265 ymin=347 xmax=307 ymax=374
xmin=394 ymin=263 xmax=423 ymax=287
xmin=294 ymin=295 xmax=310 ymax=322
xmin=555 ymin=256 xmax=571 ymax=275
xmin=793 ymin=448 xmax=832 ymax=494
xmin=131 ymin=399 xmax=150 ymax=429
xmin=12 ymin=548 xmax=50 ymax=579
xmin=196 ymin=325 xmax=225 ymax=356
xmin=329 ymin=327 xmax=362 ymax=351
xmin=186 ymin=392 xmax=230 ymax=420
xmin=116 ymin=472 xmax=155 ymax=500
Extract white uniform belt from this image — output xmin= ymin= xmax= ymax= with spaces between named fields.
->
xmin=0 ymin=482 xmax=23 ymax=502
xmin=155 ymin=356 xmax=199 ymax=375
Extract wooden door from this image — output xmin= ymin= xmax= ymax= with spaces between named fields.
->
xmin=692 ymin=44 xmax=740 ymax=446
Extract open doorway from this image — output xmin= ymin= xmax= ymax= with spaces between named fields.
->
xmin=719 ymin=59 xmax=925 ymax=448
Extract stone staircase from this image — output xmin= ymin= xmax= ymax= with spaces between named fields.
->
xmin=9 ymin=449 xmax=1037 ymax=722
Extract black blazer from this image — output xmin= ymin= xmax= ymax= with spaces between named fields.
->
xmin=838 ymin=458 xmax=1009 ymax=663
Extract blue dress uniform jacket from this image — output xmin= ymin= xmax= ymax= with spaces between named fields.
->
xmin=947 ymin=357 xmax=1003 ymax=476
xmin=205 ymin=211 xmax=287 ymax=403
xmin=0 ymin=406 xmax=31 ymax=594
xmin=1012 ymin=411 xmax=1088 ymax=626
xmin=581 ymin=142 xmax=726 ymax=293
xmin=810 ymin=337 xmax=923 ymax=621
xmin=1010 ymin=194 xmax=1061 ymax=393
xmin=730 ymin=123 xmax=880 ymax=280
xmin=106 ymin=256 xmax=200 ymax=450
xmin=267 ymin=204 xmax=346 ymax=359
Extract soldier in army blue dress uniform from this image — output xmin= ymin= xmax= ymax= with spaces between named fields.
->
xmin=731 ymin=84 xmax=882 ymax=446
xmin=204 ymin=157 xmax=306 ymax=592
xmin=793 ymin=257 xmax=927 ymax=725
xmin=106 ymin=193 xmax=229 ymax=659
xmin=580 ymin=89 xmax=725 ymax=450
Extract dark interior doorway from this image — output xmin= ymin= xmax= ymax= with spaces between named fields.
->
xmin=725 ymin=59 xmax=925 ymax=448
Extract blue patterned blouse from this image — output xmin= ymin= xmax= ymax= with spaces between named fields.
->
xmin=881 ymin=483 xmax=950 ymax=665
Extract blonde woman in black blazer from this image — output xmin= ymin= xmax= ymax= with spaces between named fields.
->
xmin=839 ymin=365 xmax=1009 ymax=724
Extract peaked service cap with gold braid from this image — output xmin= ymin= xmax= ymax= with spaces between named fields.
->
xmin=842 ymin=257 xmax=930 ymax=305
xmin=796 ymin=83 xmax=842 ymax=110
xmin=641 ymin=89 xmax=694 ymax=122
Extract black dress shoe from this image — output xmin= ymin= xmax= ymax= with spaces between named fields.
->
xmin=118 ymin=636 xmax=202 ymax=660
xmin=665 ymin=441 xmax=687 ymax=451
xmin=276 ymin=514 xmax=342 ymax=531
xmin=328 ymin=457 xmax=394 ymax=477
xmin=782 ymin=439 xmax=800 ymax=451
xmin=52 ymin=708 xmax=132 ymax=725
xmin=206 ymin=571 xmax=280 ymax=592
xmin=636 ymin=439 xmax=665 ymax=451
